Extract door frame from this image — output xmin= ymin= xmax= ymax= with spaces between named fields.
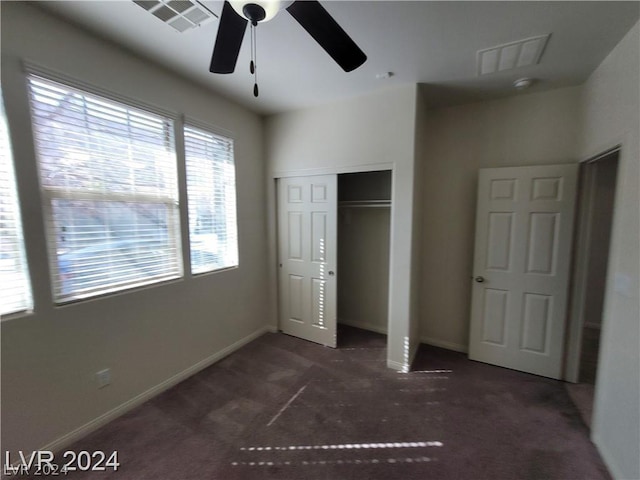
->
xmin=269 ymin=163 xmax=394 ymax=349
xmin=564 ymin=146 xmax=621 ymax=383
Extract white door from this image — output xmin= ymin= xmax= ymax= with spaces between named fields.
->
xmin=277 ymin=175 xmax=337 ymax=347
xmin=469 ymin=164 xmax=578 ymax=379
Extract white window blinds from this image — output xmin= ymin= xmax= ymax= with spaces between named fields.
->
xmin=28 ymin=75 xmax=182 ymax=302
xmin=0 ymin=91 xmax=33 ymax=316
xmin=184 ymin=124 xmax=238 ymax=274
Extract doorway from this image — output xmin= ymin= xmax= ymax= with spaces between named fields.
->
xmin=565 ymin=149 xmax=619 ymax=427
xmin=337 ymin=171 xmax=392 ymax=346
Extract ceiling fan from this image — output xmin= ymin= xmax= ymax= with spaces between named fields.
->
xmin=210 ymin=0 xmax=367 ymax=96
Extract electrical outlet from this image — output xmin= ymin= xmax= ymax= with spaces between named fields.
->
xmin=96 ymin=368 xmax=111 ymax=389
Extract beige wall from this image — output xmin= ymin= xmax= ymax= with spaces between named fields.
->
xmin=1 ymin=3 xmax=269 ymax=456
xmin=338 ymin=208 xmax=391 ymax=333
xmin=580 ymin=21 xmax=640 ymax=480
xmin=265 ymin=84 xmax=419 ymax=370
xmin=418 ymin=86 xmax=582 ymax=351
xmin=410 ymin=88 xmax=428 ymax=360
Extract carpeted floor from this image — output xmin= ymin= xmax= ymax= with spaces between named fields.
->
xmin=565 ymin=383 xmax=595 ymax=429
xmin=46 ymin=326 xmax=610 ymax=479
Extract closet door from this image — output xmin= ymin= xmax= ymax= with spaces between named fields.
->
xmin=277 ymin=175 xmax=337 ymax=347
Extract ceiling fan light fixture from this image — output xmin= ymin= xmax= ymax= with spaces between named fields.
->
xmin=229 ymin=0 xmax=287 ymax=23
xmin=210 ymin=0 xmax=367 ymax=86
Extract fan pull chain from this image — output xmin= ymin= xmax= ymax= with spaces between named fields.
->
xmin=249 ymin=25 xmax=255 ymax=74
xmin=249 ymin=25 xmax=259 ymax=97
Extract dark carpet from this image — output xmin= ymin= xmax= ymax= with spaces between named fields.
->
xmin=45 ymin=326 xmax=610 ymax=479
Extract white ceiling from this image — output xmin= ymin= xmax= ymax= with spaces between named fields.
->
xmin=36 ymin=1 xmax=639 ymax=115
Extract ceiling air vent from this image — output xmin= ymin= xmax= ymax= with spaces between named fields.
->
xmin=477 ymin=34 xmax=550 ymax=76
xmin=133 ymin=0 xmax=217 ymax=32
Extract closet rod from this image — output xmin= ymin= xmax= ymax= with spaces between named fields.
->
xmin=338 ymin=200 xmax=391 ymax=208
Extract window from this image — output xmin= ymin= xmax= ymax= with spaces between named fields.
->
xmin=184 ymin=124 xmax=238 ymax=274
xmin=0 ymin=91 xmax=33 ymax=315
xmin=28 ymin=75 xmax=182 ymax=302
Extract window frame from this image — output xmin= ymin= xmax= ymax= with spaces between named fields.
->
xmin=183 ymin=120 xmax=239 ymax=276
xmin=0 ymin=88 xmax=34 ymax=317
xmin=26 ymin=70 xmax=184 ymax=304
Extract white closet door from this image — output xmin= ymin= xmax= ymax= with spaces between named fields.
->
xmin=277 ymin=175 xmax=337 ymax=347
xmin=469 ymin=164 xmax=578 ymax=379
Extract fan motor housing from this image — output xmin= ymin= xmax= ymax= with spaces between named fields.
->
xmin=243 ymin=3 xmax=266 ymax=25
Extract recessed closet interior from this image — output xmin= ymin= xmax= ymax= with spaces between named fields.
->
xmin=578 ymin=151 xmax=619 ymax=385
xmin=337 ymin=170 xmax=392 ymax=337
xmin=565 ymin=149 xmax=619 ymax=429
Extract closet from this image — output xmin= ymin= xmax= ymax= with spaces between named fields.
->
xmin=337 ymin=171 xmax=392 ymax=336
xmin=565 ymin=149 xmax=619 ymax=427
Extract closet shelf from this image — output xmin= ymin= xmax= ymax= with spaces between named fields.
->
xmin=338 ymin=200 xmax=391 ymax=208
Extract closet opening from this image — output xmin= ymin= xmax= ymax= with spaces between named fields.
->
xmin=565 ymin=148 xmax=619 ymax=428
xmin=337 ymin=170 xmax=392 ymax=348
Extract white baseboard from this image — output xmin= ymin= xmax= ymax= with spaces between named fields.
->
xmin=39 ymin=325 xmax=273 ymax=455
xmin=386 ymin=346 xmax=418 ymax=373
xmin=338 ymin=319 xmax=388 ymax=335
xmin=421 ymin=336 xmax=468 ymax=353
xmin=387 ymin=359 xmax=406 ymax=371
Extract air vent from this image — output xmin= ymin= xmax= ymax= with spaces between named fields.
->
xmin=477 ymin=34 xmax=550 ymax=76
xmin=133 ymin=0 xmax=217 ymax=32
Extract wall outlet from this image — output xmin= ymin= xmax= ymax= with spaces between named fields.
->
xmin=96 ymin=368 xmax=111 ymax=389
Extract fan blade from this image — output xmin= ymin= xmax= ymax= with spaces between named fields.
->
xmin=210 ymin=1 xmax=248 ymax=74
xmin=286 ymin=1 xmax=367 ymax=72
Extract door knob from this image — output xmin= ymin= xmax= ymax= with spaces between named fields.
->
xmin=328 ymin=271 xmax=335 ymax=276
xmin=474 ymin=276 xmax=485 ymax=283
